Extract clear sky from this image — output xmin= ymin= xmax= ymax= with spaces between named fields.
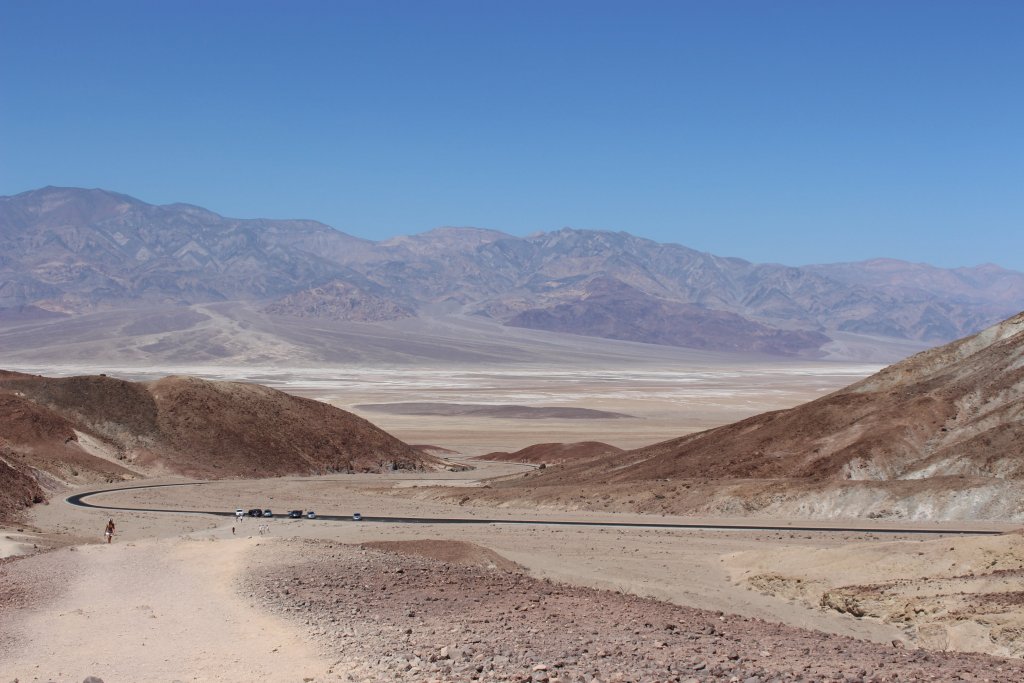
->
xmin=2 ymin=1 xmax=1022 ymax=270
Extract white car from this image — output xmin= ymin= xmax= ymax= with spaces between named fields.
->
xmin=234 ymin=509 xmax=244 ymax=519
xmin=352 ymin=512 xmax=362 ymax=521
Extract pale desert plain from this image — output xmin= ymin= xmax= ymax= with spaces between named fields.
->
xmin=3 ymin=359 xmax=1024 ymax=682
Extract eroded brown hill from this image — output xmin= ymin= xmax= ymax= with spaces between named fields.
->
xmin=523 ymin=312 xmax=1024 ymax=487
xmin=0 ymin=370 xmax=435 ymax=517
xmin=0 ymin=380 xmax=139 ymax=496
xmin=461 ymin=312 xmax=1024 ymax=520
xmin=478 ymin=441 xmax=624 ymax=465
xmin=0 ymin=444 xmax=46 ymax=522
xmin=144 ymin=375 xmax=430 ymax=476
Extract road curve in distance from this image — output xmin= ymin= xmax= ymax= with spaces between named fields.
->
xmin=65 ymin=481 xmax=1007 ymax=536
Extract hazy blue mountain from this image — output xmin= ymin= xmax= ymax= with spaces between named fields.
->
xmin=3 ymin=186 xmax=1023 ymax=356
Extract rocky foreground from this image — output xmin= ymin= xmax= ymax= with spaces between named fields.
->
xmin=246 ymin=539 xmax=1023 ymax=682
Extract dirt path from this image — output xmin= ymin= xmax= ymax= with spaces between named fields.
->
xmin=1 ymin=533 xmax=332 ymax=682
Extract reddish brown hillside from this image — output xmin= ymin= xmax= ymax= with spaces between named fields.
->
xmin=0 ymin=370 xmax=436 ymax=517
xmin=0 ymin=443 xmax=46 ymax=522
xmin=0 ymin=387 xmax=138 ymax=488
xmin=430 ymin=313 xmax=1024 ymax=521
xmin=479 ymin=441 xmax=624 ymax=465
xmin=144 ymin=375 xmax=430 ymax=476
xmin=0 ymin=371 xmax=158 ymax=435
xmin=507 ymin=312 xmax=1024 ymax=489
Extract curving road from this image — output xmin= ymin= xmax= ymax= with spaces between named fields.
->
xmin=65 ymin=481 xmax=1007 ymax=536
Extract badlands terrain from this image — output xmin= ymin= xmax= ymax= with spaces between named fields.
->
xmin=2 ymin=313 xmax=1024 ymax=680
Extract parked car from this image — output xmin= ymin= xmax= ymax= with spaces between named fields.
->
xmin=235 ymin=508 xmax=244 ymax=518
xmin=247 ymin=508 xmax=263 ymax=517
xmin=352 ymin=512 xmax=362 ymax=521
xmin=287 ymin=510 xmax=303 ymax=519
xmin=262 ymin=509 xmax=273 ymax=518
xmin=306 ymin=511 xmax=317 ymax=519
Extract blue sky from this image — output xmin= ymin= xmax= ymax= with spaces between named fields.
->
xmin=2 ymin=1 xmax=1022 ymax=270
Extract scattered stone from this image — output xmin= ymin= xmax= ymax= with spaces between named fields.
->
xmin=241 ymin=539 xmax=1024 ymax=683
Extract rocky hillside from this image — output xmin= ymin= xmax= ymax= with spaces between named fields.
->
xmin=468 ymin=311 xmax=1024 ymax=520
xmin=606 ymin=311 xmax=1024 ymax=483
xmin=0 ymin=370 xmax=435 ymax=518
xmin=4 ymin=187 xmax=1024 ymax=357
xmin=0 ymin=446 xmax=46 ymax=522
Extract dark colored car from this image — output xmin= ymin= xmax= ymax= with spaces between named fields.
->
xmin=262 ymin=509 xmax=273 ymax=518
xmin=247 ymin=508 xmax=263 ymax=517
xmin=287 ymin=510 xmax=303 ymax=519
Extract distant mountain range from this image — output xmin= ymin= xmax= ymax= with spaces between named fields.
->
xmin=3 ymin=186 xmax=1023 ymax=359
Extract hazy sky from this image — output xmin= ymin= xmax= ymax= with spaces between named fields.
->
xmin=2 ymin=1 xmax=1022 ymax=270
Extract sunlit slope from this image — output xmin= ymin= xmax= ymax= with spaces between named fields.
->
xmin=0 ymin=370 xmax=437 ymax=517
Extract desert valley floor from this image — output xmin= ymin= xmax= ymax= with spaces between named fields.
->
xmin=3 ymin=359 xmax=883 ymax=454
xmin=3 ymin=361 xmax=1024 ymax=682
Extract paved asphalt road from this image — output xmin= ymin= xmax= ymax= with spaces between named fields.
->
xmin=65 ymin=481 xmax=1005 ymax=536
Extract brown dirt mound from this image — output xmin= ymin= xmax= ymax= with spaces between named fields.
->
xmin=145 ymin=375 xmax=432 ymax=477
xmin=479 ymin=441 xmax=624 ymax=464
xmin=360 ymin=540 xmax=521 ymax=572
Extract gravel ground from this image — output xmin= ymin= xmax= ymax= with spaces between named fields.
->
xmin=246 ymin=539 xmax=1024 ymax=682
xmin=0 ymin=549 xmax=76 ymax=656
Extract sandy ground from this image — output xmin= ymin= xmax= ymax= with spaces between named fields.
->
xmin=3 ymin=460 xmax=1021 ymax=681
xmin=325 ymin=366 xmax=879 ymax=455
xmin=0 ymin=532 xmax=38 ymax=559
xmin=726 ymin=532 xmax=1024 ymax=659
xmin=1 ymin=535 xmax=331 ymax=681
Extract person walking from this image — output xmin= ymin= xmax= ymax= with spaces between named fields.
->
xmin=104 ymin=518 xmax=115 ymax=543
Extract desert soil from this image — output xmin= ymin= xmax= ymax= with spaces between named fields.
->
xmin=249 ymin=537 xmax=1024 ymax=682
xmin=3 ymin=361 xmax=1022 ymax=681
xmin=2 ymin=463 xmax=1022 ymax=682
